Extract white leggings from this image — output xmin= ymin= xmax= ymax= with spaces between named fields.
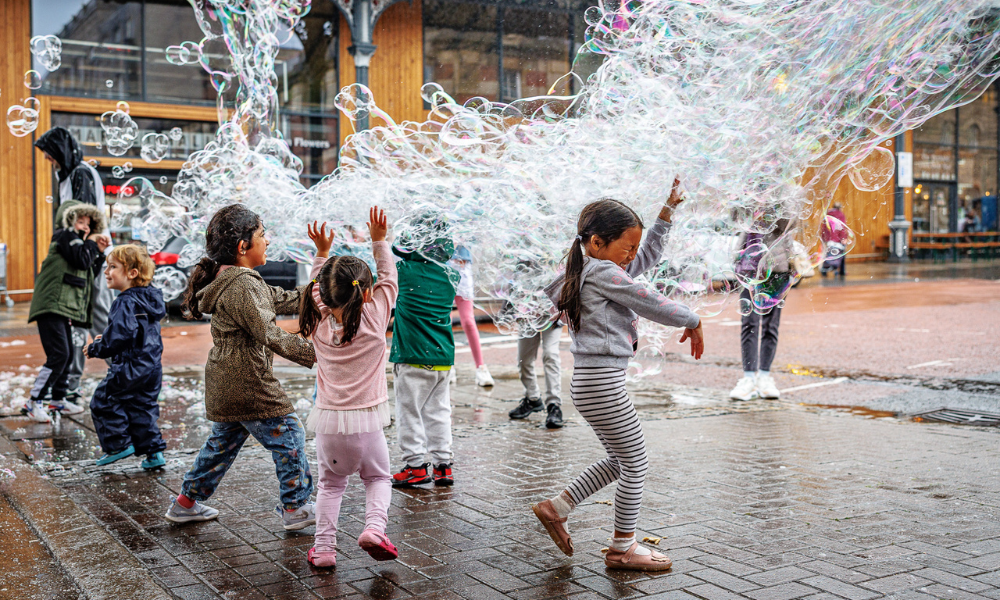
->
xmin=565 ymin=366 xmax=648 ymax=534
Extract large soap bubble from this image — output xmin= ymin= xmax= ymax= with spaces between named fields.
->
xmin=108 ymin=0 xmax=1000 ymax=361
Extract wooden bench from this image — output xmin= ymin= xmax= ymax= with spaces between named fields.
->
xmin=910 ymin=241 xmax=952 ymax=262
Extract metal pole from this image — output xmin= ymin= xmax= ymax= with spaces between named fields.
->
xmin=888 ymin=132 xmax=911 ymax=262
xmin=349 ymin=0 xmax=377 ymax=131
xmin=496 ymin=9 xmax=504 ymax=102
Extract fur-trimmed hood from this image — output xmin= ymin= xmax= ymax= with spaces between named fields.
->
xmin=57 ymin=200 xmax=106 ymax=235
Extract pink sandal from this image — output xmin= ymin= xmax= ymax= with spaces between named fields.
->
xmin=604 ymin=542 xmax=672 ymax=571
xmin=531 ymin=500 xmax=574 ymax=557
xmin=307 ymin=547 xmax=337 ymax=568
xmin=358 ymin=529 xmax=399 ymax=561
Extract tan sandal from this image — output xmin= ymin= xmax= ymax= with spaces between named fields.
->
xmin=531 ymin=500 xmax=574 ymax=557
xmin=604 ymin=542 xmax=672 ymax=571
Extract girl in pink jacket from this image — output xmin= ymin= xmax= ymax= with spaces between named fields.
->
xmin=298 ymin=207 xmax=399 ymax=568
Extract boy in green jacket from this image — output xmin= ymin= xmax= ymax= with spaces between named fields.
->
xmin=26 ymin=200 xmax=111 ymax=422
xmin=390 ymin=215 xmax=460 ymax=488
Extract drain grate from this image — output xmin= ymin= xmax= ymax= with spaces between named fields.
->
xmin=912 ymin=408 xmax=1000 ymax=427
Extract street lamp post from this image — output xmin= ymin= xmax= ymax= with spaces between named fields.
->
xmin=332 ymin=0 xmax=409 ymax=132
xmin=889 ymin=132 xmax=912 ymax=262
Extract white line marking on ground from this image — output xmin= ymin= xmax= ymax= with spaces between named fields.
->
xmin=780 ymin=377 xmax=849 ymax=394
xmin=905 ymin=358 xmax=961 ymax=369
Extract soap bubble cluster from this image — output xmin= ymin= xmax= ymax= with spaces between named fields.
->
xmin=141 ymin=132 xmax=171 ymax=163
xmin=30 ymin=35 xmax=62 ymax=72
xmin=6 ymin=97 xmax=39 ymax=137
xmin=114 ymin=1 xmax=1000 ymax=352
xmin=101 ymin=109 xmax=138 ymax=156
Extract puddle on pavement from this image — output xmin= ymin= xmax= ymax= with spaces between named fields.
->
xmin=801 ymin=403 xmax=898 ymax=419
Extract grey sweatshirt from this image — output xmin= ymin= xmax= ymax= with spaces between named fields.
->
xmin=544 ymin=218 xmax=701 ymax=369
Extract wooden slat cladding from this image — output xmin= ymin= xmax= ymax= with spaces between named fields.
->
xmin=0 ymin=0 xmax=35 ymax=300
xmin=836 ymin=138 xmax=898 ymax=261
xmin=339 ymin=0 xmax=425 ymax=146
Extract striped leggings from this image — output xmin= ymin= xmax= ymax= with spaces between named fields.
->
xmin=565 ymin=366 xmax=648 ymax=534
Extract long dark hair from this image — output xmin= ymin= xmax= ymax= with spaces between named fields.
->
xmin=182 ymin=204 xmax=262 ymax=319
xmin=298 ymin=255 xmax=374 ymax=345
xmin=558 ymin=199 xmax=643 ymax=332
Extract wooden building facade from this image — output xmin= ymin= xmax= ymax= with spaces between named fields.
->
xmin=1 ymin=0 xmax=986 ymax=301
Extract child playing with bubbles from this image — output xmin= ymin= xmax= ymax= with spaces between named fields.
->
xmin=297 ymin=207 xmax=400 ymax=568
xmin=535 ymin=180 xmax=704 ymax=571
xmin=84 ymin=244 xmax=167 ymax=469
xmin=165 ymin=205 xmax=317 ymax=530
xmin=389 ymin=212 xmax=460 ymax=489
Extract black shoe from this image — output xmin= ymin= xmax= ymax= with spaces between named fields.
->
xmin=433 ymin=463 xmax=453 ymax=486
xmin=509 ymin=396 xmax=544 ymax=419
xmin=545 ymin=404 xmax=564 ymax=429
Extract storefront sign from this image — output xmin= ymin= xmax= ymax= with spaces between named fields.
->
xmin=896 ymin=151 xmax=913 ymax=188
xmin=68 ymin=125 xmax=215 ymax=158
xmin=293 ymin=137 xmax=332 ymax=149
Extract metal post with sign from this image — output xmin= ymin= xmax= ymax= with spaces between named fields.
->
xmin=889 ymin=133 xmax=912 ymax=262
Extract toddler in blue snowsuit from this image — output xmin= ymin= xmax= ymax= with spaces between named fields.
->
xmin=85 ymin=244 xmax=167 ymax=469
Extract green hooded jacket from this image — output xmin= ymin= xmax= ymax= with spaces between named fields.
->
xmin=389 ymin=236 xmax=460 ymax=367
xmin=28 ymin=201 xmax=106 ymax=329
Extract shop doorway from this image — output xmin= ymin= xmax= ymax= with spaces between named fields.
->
xmin=912 ymin=181 xmax=955 ymax=233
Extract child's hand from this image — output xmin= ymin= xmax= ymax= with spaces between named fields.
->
xmin=91 ymin=234 xmax=111 ymax=252
xmin=659 ymin=177 xmax=683 ymax=221
xmin=84 ymin=335 xmax=101 ymax=358
xmin=367 ymin=206 xmax=388 ymax=242
xmin=308 ymin=221 xmax=334 ymax=258
xmin=679 ymin=322 xmax=704 ymax=360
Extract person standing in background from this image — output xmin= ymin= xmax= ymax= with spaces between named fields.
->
xmin=34 ymin=127 xmax=113 ymax=405
xmin=730 ymin=217 xmax=796 ymax=401
xmin=449 ymin=246 xmax=494 ymax=388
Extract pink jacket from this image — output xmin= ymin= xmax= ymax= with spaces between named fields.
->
xmin=311 ymin=241 xmax=398 ymax=411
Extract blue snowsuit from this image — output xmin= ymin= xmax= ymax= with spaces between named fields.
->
xmin=87 ymin=285 xmax=167 ymax=457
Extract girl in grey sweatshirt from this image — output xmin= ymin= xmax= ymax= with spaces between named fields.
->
xmin=533 ymin=183 xmax=704 ymax=572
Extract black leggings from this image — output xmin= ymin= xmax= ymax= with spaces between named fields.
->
xmin=30 ymin=315 xmax=74 ymax=401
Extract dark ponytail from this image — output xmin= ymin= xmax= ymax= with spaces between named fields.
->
xmin=558 ymin=199 xmax=643 ymax=332
xmin=182 ymin=204 xmax=262 ymax=319
xmin=297 ymin=255 xmax=374 ymax=345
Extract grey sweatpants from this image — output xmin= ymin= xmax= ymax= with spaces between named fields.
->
xmin=67 ymin=274 xmax=113 ymax=392
xmin=393 ymin=363 xmax=453 ymax=467
xmin=518 ymin=326 xmax=562 ymax=406
xmin=740 ymin=288 xmax=782 ymax=372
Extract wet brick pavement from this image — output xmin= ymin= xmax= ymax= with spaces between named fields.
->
xmin=15 ymin=379 xmax=1000 ymax=600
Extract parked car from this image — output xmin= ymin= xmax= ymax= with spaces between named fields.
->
xmin=152 ymin=237 xmax=301 ymax=311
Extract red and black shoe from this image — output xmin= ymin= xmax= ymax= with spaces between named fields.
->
xmin=392 ymin=463 xmax=432 ymax=488
xmin=433 ymin=463 xmax=453 ymax=486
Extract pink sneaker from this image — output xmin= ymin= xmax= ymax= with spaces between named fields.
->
xmin=307 ymin=547 xmax=337 ymax=568
xmin=357 ymin=529 xmax=398 ymax=561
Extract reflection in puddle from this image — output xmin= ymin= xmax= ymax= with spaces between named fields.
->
xmin=802 ymin=403 xmax=897 ymax=419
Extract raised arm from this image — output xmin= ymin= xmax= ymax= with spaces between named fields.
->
xmin=370 ymin=240 xmax=399 ymax=326
xmin=627 ymin=177 xmax=684 ymax=277
xmin=626 ymin=218 xmax=671 ymax=277
xmin=232 ymin=277 xmax=315 ymax=368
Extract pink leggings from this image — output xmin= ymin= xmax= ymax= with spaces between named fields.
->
xmin=314 ymin=429 xmax=392 ymax=552
xmin=455 ymin=296 xmax=483 ymax=367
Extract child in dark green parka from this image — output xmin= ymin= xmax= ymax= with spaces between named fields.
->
xmin=26 ymin=200 xmax=111 ymax=422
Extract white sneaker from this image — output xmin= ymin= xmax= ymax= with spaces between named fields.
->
xmin=475 ymin=365 xmax=494 ymax=387
xmin=756 ymin=374 xmax=780 ymax=399
xmin=449 ymin=368 xmax=457 ymax=385
xmin=48 ymin=400 xmax=84 ymax=415
xmin=276 ymin=502 xmax=316 ymax=531
xmin=729 ymin=376 xmax=758 ymax=401
xmin=23 ymin=400 xmax=52 ymax=423
xmin=165 ymin=499 xmax=219 ymax=523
